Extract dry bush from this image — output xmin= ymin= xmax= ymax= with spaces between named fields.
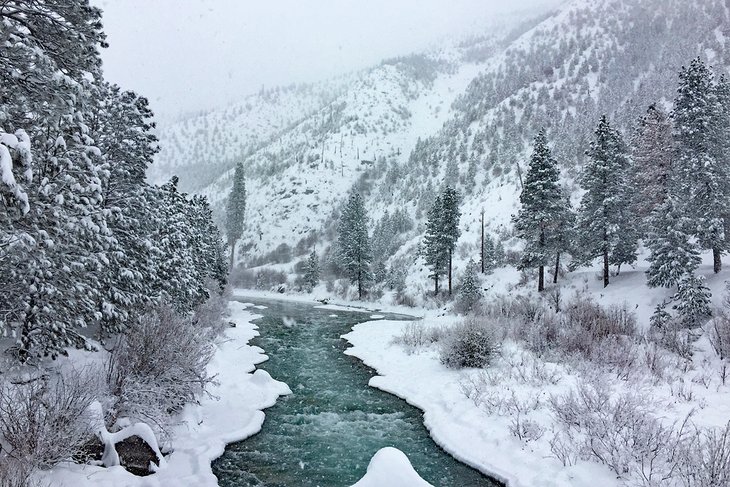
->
xmin=193 ymin=281 xmax=232 ymax=335
xmin=440 ymin=317 xmax=501 ymax=369
xmin=106 ymin=303 xmax=216 ymax=439
xmin=677 ymin=422 xmax=730 ymax=487
xmin=0 ymin=370 xmax=97 ymax=475
xmin=391 ymin=322 xmax=444 ymax=352
xmin=708 ymin=310 xmax=730 ymax=361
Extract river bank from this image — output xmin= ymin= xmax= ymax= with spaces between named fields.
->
xmin=41 ymin=303 xmax=291 ymax=487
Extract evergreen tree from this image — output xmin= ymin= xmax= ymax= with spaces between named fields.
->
xmin=672 ymin=58 xmax=729 ymax=273
xmin=457 ymin=259 xmax=482 ymax=313
xmin=440 ymin=186 xmax=462 ymax=295
xmin=225 ymin=162 xmax=247 ymax=268
xmin=673 ymin=274 xmax=712 ymax=328
xmin=303 ymin=250 xmax=320 ymax=291
xmin=337 ymin=192 xmax=372 ymax=299
xmin=575 ymin=116 xmax=638 ymax=287
xmin=645 ymin=198 xmax=701 ymax=288
xmin=513 ymin=131 xmax=569 ymax=292
xmin=629 ymin=104 xmax=674 ymax=231
xmin=552 ymin=196 xmax=576 ymax=284
xmin=423 ymin=194 xmax=447 ymax=294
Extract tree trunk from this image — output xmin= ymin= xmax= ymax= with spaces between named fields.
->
xmin=480 ymin=210 xmax=485 ymax=274
xmin=714 ymin=247 xmax=722 ymax=274
xmin=538 ymin=265 xmax=545 ymax=292
xmin=603 ymin=249 xmax=609 ymax=288
xmin=229 ymin=241 xmax=236 ymax=270
xmin=448 ymin=251 xmax=453 ymax=295
xmin=434 ymin=274 xmax=439 ymax=295
xmin=358 ymin=269 xmax=363 ymax=300
xmin=553 ymin=252 xmax=560 ymax=284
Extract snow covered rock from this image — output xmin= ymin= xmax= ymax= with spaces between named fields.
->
xmin=351 ymin=447 xmax=433 ymax=487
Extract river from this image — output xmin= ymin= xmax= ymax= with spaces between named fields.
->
xmin=212 ymin=297 xmax=500 ymax=487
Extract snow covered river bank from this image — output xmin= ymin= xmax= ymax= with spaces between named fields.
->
xmin=213 ymin=297 xmax=499 ymax=486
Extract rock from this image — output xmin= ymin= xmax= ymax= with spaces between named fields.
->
xmin=115 ymin=435 xmax=159 ymax=476
xmin=72 ymin=435 xmax=105 ymax=464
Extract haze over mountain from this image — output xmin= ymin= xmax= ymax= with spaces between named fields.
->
xmin=149 ymin=0 xmax=729 ymax=279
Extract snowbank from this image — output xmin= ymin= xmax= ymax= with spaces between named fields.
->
xmin=351 ymin=447 xmax=433 ymax=487
xmin=41 ymin=303 xmax=291 ymax=486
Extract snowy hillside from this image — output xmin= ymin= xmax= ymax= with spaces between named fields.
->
xmin=152 ymin=0 xmax=730 ymax=275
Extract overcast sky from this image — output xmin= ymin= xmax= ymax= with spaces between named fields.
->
xmin=94 ymin=0 xmax=561 ymax=120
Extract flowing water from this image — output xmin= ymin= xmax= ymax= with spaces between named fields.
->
xmin=212 ymin=297 xmax=500 ymax=487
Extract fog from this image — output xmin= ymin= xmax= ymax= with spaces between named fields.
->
xmin=94 ymin=0 xmax=562 ymax=120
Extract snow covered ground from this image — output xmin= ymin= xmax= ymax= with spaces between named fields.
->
xmin=40 ymin=303 xmax=291 ymax=487
xmin=341 ymin=252 xmax=730 ymax=487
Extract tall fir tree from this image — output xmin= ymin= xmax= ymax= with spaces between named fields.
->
xmin=457 ymin=259 xmax=482 ymax=313
xmin=337 ymin=192 xmax=372 ymax=300
xmin=440 ymin=186 xmax=462 ymax=295
xmin=629 ymin=104 xmax=675 ymax=233
xmin=225 ymin=162 xmax=247 ymax=268
xmin=672 ymin=58 xmax=730 ymax=273
xmin=513 ymin=131 xmax=570 ymax=291
xmin=575 ymin=116 xmax=638 ymax=287
xmin=645 ymin=197 xmax=701 ymax=288
xmin=423 ymin=194 xmax=447 ymax=294
xmin=303 ymin=250 xmax=320 ymax=290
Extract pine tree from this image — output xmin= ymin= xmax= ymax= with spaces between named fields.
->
xmin=674 ymin=274 xmax=712 ymax=328
xmin=629 ymin=104 xmax=674 ymax=231
xmin=225 ymin=162 xmax=247 ymax=268
xmin=457 ymin=259 xmax=482 ymax=313
xmin=513 ymin=131 xmax=569 ymax=292
xmin=337 ymin=192 xmax=372 ymax=300
xmin=575 ymin=116 xmax=638 ymax=287
xmin=303 ymin=250 xmax=320 ymax=290
xmin=424 ymin=194 xmax=447 ymax=294
xmin=440 ymin=186 xmax=462 ymax=295
xmin=645 ymin=198 xmax=701 ymax=288
xmin=672 ymin=58 xmax=730 ymax=273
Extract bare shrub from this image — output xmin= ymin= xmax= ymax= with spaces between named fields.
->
xmin=678 ymin=422 xmax=730 ymax=487
xmin=106 ymin=303 xmax=216 ymax=439
xmin=510 ymin=415 xmax=545 ymax=442
xmin=0 ymin=370 xmax=97 ymax=474
xmin=229 ymin=267 xmax=287 ymax=291
xmin=394 ymin=291 xmax=416 ymax=307
xmin=440 ymin=317 xmax=501 ymax=369
xmin=391 ymin=322 xmax=444 ymax=352
xmin=708 ymin=310 xmax=730 ymax=360
xmin=193 ymin=281 xmax=232 ymax=335
xmin=560 ymin=299 xmax=637 ymax=358
xmin=550 ymin=378 xmax=657 ymax=477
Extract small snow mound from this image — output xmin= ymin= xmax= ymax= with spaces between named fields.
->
xmin=351 ymin=447 xmax=433 ymax=487
xmin=370 ymin=314 xmax=385 ymax=319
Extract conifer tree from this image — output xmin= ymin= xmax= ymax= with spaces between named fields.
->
xmin=513 ymin=131 xmax=569 ymax=291
xmin=645 ymin=198 xmax=701 ymax=288
xmin=225 ymin=162 xmax=247 ymax=268
xmin=337 ymin=192 xmax=372 ymax=299
xmin=674 ymin=274 xmax=712 ymax=328
xmin=303 ymin=250 xmax=320 ymax=290
xmin=672 ymin=58 xmax=729 ymax=273
xmin=440 ymin=186 xmax=462 ymax=295
xmin=629 ymin=104 xmax=674 ymax=231
xmin=575 ymin=116 xmax=638 ymax=287
xmin=457 ymin=259 xmax=482 ymax=313
xmin=424 ymin=194 xmax=447 ymax=294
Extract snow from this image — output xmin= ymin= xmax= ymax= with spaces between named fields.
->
xmin=342 ymin=251 xmax=730 ymax=487
xmin=40 ymin=303 xmax=291 ymax=487
xmin=351 ymin=447 xmax=433 ymax=487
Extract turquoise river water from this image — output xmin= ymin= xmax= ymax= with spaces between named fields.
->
xmin=212 ymin=297 xmax=500 ymax=487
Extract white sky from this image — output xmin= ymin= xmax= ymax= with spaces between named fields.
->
xmin=94 ymin=0 xmax=561 ymax=120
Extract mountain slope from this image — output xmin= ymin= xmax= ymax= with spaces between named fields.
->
xmin=153 ymin=0 xmax=730 ymax=277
